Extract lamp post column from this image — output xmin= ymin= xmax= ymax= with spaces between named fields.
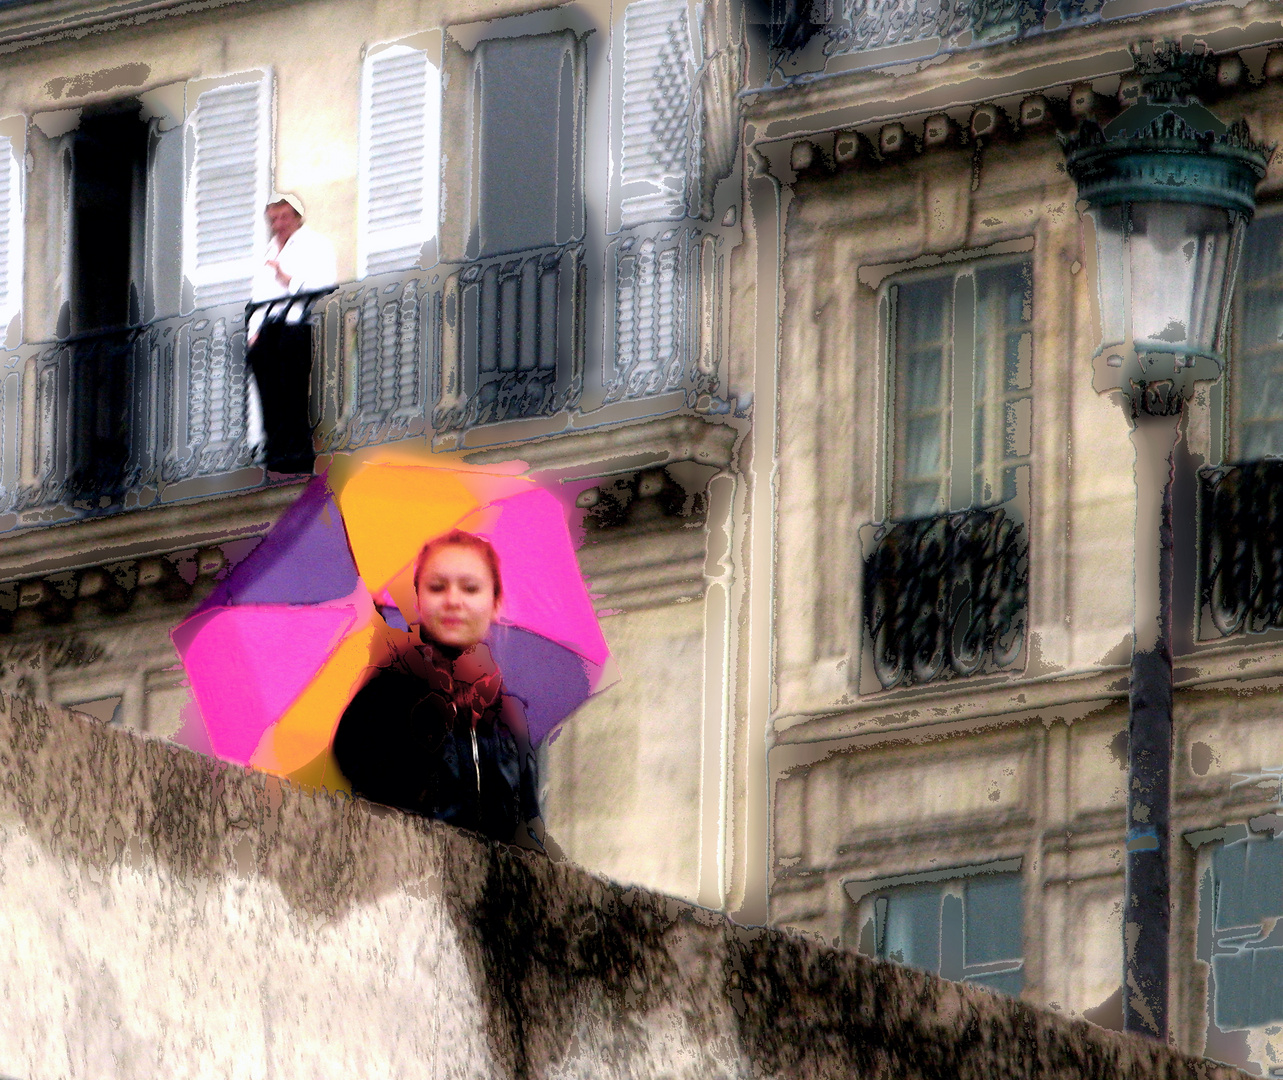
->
xmin=1061 ymin=41 xmax=1270 ymax=1040
xmin=1124 ymin=403 xmax=1181 ymax=1039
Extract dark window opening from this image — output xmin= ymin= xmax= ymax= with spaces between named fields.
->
xmin=67 ymin=102 xmax=150 ymax=500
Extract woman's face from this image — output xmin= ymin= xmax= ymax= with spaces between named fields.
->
xmin=416 ymin=544 xmax=498 ymax=650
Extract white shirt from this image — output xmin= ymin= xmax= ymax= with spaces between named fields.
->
xmin=249 ymin=224 xmax=338 ymax=334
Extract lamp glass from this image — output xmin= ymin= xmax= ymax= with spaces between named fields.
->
xmin=1087 ymin=200 xmax=1247 ymax=361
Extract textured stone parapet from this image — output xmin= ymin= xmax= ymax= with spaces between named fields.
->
xmin=0 ymin=694 xmax=1248 ymax=1079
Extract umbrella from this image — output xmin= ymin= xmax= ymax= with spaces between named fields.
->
xmin=172 ymin=462 xmax=613 ymax=790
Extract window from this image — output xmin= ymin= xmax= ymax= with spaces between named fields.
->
xmin=889 ymin=257 xmax=1033 ymax=520
xmin=1199 ymin=828 xmax=1283 ymax=1051
xmin=618 ymin=0 xmax=697 ymax=228
xmin=183 ymin=74 xmax=271 ymax=308
xmin=359 ymin=44 xmax=440 ymax=277
xmin=848 ymin=863 xmax=1025 ymax=997
xmin=1230 ymin=213 xmax=1283 ymax=461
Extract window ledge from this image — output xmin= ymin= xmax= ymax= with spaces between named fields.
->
xmin=775 ymin=635 xmax=1283 ymax=753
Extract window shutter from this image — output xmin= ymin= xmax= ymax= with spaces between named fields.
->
xmin=361 ymin=47 xmax=436 ymax=277
xmin=620 ymin=0 xmax=695 ymax=227
xmin=0 ymin=136 xmax=14 ymax=322
xmin=187 ymin=80 xmax=267 ymax=306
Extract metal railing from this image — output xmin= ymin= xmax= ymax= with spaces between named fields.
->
xmin=767 ymin=0 xmax=1215 ymax=75
xmin=1199 ymin=460 xmax=1283 ymax=638
xmin=863 ymin=505 xmax=1028 ymax=690
xmin=0 ymin=234 xmax=726 ymax=531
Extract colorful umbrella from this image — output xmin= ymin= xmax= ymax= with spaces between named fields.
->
xmin=171 ymin=462 xmax=613 ymax=790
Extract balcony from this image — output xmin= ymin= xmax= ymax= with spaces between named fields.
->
xmin=863 ymin=505 xmax=1028 ymax=690
xmin=1199 ymin=460 xmax=1283 ymax=639
xmin=0 ymin=226 xmax=742 ymax=538
xmin=765 ymin=0 xmax=1225 ymax=79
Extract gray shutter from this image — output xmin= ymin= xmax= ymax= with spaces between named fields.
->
xmin=191 ymin=82 xmax=262 ymax=306
xmin=364 ymin=49 xmax=428 ymax=276
xmin=620 ymin=0 xmax=694 ymax=227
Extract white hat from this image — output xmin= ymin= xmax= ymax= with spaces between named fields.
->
xmin=268 ymin=192 xmax=305 ymax=220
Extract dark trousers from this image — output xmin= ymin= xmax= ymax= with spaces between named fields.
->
xmin=247 ymin=320 xmax=315 ymax=474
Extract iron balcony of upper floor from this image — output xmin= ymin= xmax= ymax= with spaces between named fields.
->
xmin=860 ymin=460 xmax=1283 ymax=694
xmin=863 ymin=503 xmax=1030 ymax=691
xmin=1200 ymin=459 xmax=1283 ymax=640
xmin=760 ymin=0 xmax=1227 ymax=83
xmin=0 ymin=226 xmax=726 ymax=532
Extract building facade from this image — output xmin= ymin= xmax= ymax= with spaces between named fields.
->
xmin=1 ymin=0 xmax=1283 ymax=1071
xmin=756 ymin=0 xmax=1283 ymax=1071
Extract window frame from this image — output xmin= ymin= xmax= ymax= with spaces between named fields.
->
xmin=878 ymin=249 xmax=1034 ymax=523
xmin=845 ymin=857 xmax=1026 ymax=995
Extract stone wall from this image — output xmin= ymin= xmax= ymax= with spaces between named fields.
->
xmin=0 ymin=695 xmax=1249 ymax=1079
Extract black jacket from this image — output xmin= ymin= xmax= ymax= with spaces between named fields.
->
xmin=332 ymin=637 xmax=541 ymax=845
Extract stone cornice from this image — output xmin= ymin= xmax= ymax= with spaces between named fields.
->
xmin=772 ymin=633 xmax=1283 ymax=760
xmin=743 ymin=3 xmax=1283 ymax=148
xmin=0 ymin=0 xmax=266 ymax=54
xmin=0 ymin=480 xmax=303 ymax=582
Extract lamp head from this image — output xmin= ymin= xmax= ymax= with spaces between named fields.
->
xmin=1061 ymin=42 xmax=1272 ymax=416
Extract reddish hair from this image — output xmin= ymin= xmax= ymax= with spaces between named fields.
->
xmin=412 ymin=530 xmax=503 ymax=602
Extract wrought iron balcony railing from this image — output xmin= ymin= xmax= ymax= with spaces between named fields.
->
xmin=767 ymin=0 xmax=1218 ymax=76
xmin=1200 ymin=460 xmax=1283 ymax=638
xmin=0 ymin=230 xmax=729 ymax=532
xmin=863 ymin=505 xmax=1028 ymax=690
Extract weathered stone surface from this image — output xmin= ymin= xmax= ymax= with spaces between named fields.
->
xmin=0 ymin=695 xmax=1249 ymax=1078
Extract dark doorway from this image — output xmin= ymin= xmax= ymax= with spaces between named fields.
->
xmin=66 ymin=102 xmax=149 ymax=501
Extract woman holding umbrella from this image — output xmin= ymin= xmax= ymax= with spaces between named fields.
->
xmin=332 ymin=530 xmax=546 ymax=852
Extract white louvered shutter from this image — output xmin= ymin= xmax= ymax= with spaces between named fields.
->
xmin=0 ymin=136 xmax=18 ymax=325
xmin=360 ymin=46 xmax=438 ymax=277
xmin=620 ymin=0 xmax=695 ymax=227
xmin=186 ymin=79 xmax=268 ymax=306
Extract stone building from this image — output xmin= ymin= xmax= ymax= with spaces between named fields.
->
xmin=754 ymin=0 xmax=1283 ymax=1072
xmin=1 ymin=0 xmax=1283 ymax=1072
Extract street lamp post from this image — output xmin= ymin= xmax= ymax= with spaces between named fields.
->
xmin=1062 ymin=42 xmax=1271 ymax=1040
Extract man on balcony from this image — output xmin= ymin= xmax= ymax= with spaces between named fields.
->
xmin=247 ymin=193 xmax=337 ymax=475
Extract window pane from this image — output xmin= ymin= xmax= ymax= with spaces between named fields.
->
xmin=964 ymin=872 xmax=1023 ymax=965
xmin=1235 ymin=215 xmax=1283 ymax=460
xmin=878 ymin=882 xmax=943 ymax=973
xmin=862 ymin=870 xmax=1024 ymax=999
xmin=973 ymin=260 xmax=1033 ymax=508
xmin=894 ymin=276 xmax=951 ymax=518
xmin=1205 ymin=835 xmax=1283 ymax=1041
xmin=1214 ymin=836 xmax=1283 ymax=930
